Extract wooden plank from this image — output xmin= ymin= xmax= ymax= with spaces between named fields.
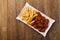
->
xmin=22 ymin=0 xmax=33 ymax=40
xmin=43 ymin=0 xmax=55 ymax=40
xmin=56 ymin=0 xmax=60 ymax=40
xmin=44 ymin=0 xmax=59 ymax=40
xmin=16 ymin=0 xmax=26 ymax=40
xmin=0 ymin=0 xmax=2 ymax=40
xmin=7 ymin=0 xmax=17 ymax=40
xmin=0 ymin=0 xmax=7 ymax=40
xmin=27 ymin=0 xmax=44 ymax=40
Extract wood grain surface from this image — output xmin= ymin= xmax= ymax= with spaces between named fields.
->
xmin=0 ymin=0 xmax=60 ymax=40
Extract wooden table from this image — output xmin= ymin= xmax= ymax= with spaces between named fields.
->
xmin=0 ymin=0 xmax=60 ymax=40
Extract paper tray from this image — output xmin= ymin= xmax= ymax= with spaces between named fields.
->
xmin=16 ymin=2 xmax=55 ymax=37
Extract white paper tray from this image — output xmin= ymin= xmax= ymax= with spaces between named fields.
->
xmin=16 ymin=2 xmax=55 ymax=37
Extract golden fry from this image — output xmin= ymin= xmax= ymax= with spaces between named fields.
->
xmin=20 ymin=7 xmax=38 ymax=24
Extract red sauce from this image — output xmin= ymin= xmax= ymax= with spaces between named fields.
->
xmin=31 ymin=12 xmax=49 ymax=32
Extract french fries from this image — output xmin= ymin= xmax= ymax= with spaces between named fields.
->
xmin=20 ymin=7 xmax=37 ymax=24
